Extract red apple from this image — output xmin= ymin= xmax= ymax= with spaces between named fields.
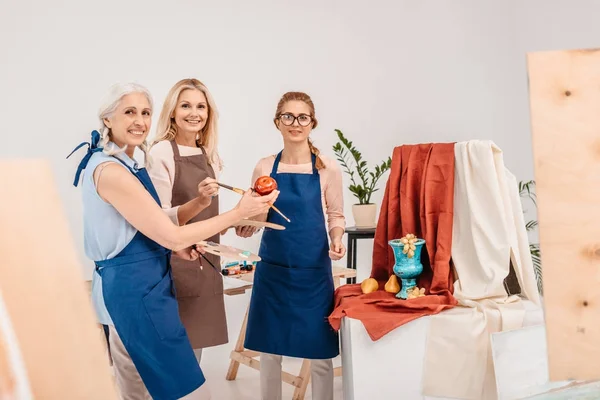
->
xmin=254 ymin=176 xmax=278 ymax=196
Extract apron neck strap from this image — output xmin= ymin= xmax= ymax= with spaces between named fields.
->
xmin=111 ymin=154 xmax=138 ymax=174
xmin=271 ymin=151 xmax=318 ymax=175
xmin=170 ymin=140 xmax=181 ymax=158
xmin=310 ymin=153 xmax=317 ymax=173
xmin=111 ymin=157 xmax=160 ymax=206
xmin=272 ymin=151 xmax=283 ymax=174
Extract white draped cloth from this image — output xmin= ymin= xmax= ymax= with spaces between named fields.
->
xmin=422 ymin=140 xmax=542 ymax=399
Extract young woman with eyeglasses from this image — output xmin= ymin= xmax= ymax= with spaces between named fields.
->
xmin=235 ymin=91 xmax=346 ymax=400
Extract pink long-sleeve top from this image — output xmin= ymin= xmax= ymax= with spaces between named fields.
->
xmin=251 ymin=153 xmax=346 ymax=233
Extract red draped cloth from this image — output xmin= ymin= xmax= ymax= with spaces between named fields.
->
xmin=328 ymin=143 xmax=458 ymax=341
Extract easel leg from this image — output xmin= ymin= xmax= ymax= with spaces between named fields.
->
xmin=226 ymin=304 xmax=250 ymax=380
xmin=292 ymin=359 xmax=311 ymax=400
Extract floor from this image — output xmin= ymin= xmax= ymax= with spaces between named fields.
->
xmin=195 ymin=290 xmax=344 ymax=400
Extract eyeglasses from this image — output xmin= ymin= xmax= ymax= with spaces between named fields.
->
xmin=278 ymin=113 xmax=313 ymax=127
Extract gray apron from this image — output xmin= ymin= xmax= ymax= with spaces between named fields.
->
xmin=169 ymin=140 xmax=228 ymax=349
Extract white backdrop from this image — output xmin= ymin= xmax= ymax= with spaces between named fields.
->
xmin=1 ymin=0 xmax=599 ymax=280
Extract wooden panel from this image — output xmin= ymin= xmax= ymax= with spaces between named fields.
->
xmin=0 ymin=160 xmax=117 ymax=398
xmin=527 ymin=48 xmax=600 ymax=381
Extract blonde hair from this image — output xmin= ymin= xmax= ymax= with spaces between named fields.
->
xmin=97 ymin=82 xmax=153 ymax=163
xmin=153 ymin=78 xmax=222 ymax=170
xmin=274 ymin=91 xmax=325 ymax=169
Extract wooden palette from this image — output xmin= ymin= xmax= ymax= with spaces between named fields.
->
xmin=196 ymin=241 xmax=261 ymax=262
xmin=231 ymin=219 xmax=285 ymax=231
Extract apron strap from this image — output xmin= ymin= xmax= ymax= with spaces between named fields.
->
xmin=66 ymin=130 xmax=103 ymax=187
xmin=112 ymin=155 xmax=145 ymax=177
xmin=271 ymin=151 xmax=283 ymax=175
xmin=107 ymin=153 xmax=161 ymax=206
xmin=170 ymin=140 xmax=181 ymax=158
xmin=270 ymin=151 xmax=318 ymax=175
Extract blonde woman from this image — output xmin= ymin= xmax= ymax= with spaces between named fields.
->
xmin=148 ymin=78 xmax=227 ymax=362
xmin=68 ymin=82 xmax=278 ymax=399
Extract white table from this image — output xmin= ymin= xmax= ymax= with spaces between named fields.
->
xmin=340 ymin=300 xmax=545 ymax=400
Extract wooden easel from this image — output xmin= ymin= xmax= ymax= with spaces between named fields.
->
xmin=224 ymin=266 xmax=356 ymax=400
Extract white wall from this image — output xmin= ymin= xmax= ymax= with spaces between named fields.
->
xmin=1 ymin=0 xmax=599 ymax=280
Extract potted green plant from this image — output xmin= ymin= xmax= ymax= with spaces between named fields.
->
xmin=332 ymin=129 xmax=392 ymax=227
xmin=519 ymin=180 xmax=542 ymax=294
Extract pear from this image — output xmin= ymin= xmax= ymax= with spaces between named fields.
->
xmin=360 ymin=278 xmax=379 ymax=294
xmin=384 ymin=275 xmax=400 ymax=294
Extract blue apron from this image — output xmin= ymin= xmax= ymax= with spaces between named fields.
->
xmin=244 ymin=152 xmax=340 ymax=360
xmin=68 ymin=132 xmax=205 ymax=400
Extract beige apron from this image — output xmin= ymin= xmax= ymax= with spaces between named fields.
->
xmin=169 ymin=140 xmax=228 ymax=349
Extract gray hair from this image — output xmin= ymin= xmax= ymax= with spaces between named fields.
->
xmin=97 ymin=82 xmax=153 ymax=164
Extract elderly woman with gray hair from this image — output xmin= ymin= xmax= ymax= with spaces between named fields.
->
xmin=68 ymin=82 xmax=278 ymax=400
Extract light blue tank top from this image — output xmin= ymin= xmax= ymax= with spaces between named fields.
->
xmin=82 ymin=151 xmax=141 ymax=325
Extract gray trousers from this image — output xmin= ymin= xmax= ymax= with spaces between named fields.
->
xmin=108 ymin=325 xmax=211 ymax=399
xmin=260 ymin=352 xmax=333 ymax=400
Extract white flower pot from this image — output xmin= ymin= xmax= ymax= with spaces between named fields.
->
xmin=352 ymin=203 xmax=378 ymax=228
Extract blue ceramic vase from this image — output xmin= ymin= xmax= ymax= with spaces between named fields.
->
xmin=389 ymin=238 xmax=426 ymax=299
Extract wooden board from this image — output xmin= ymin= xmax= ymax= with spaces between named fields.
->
xmin=0 ymin=160 xmax=117 ymax=399
xmin=222 ymin=266 xmax=358 ymax=297
xmin=527 ymin=48 xmax=600 ymax=381
xmin=225 ymin=265 xmax=356 ymax=286
xmin=232 ymin=219 xmax=285 ymax=231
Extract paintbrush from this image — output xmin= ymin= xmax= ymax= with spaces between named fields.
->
xmin=216 ymin=182 xmax=245 ymax=196
xmin=217 ymin=182 xmax=291 ymax=223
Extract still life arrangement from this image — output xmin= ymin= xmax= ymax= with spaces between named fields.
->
xmin=360 ymin=233 xmax=427 ymax=300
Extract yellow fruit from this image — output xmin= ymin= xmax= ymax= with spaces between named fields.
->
xmin=384 ymin=275 xmax=400 ymax=294
xmin=406 ymin=286 xmax=426 ymax=299
xmin=360 ymin=278 xmax=379 ymax=294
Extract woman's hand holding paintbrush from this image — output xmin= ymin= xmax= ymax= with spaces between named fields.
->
xmin=217 ymin=177 xmax=291 ymax=223
xmin=233 ymin=188 xmax=280 ymax=221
